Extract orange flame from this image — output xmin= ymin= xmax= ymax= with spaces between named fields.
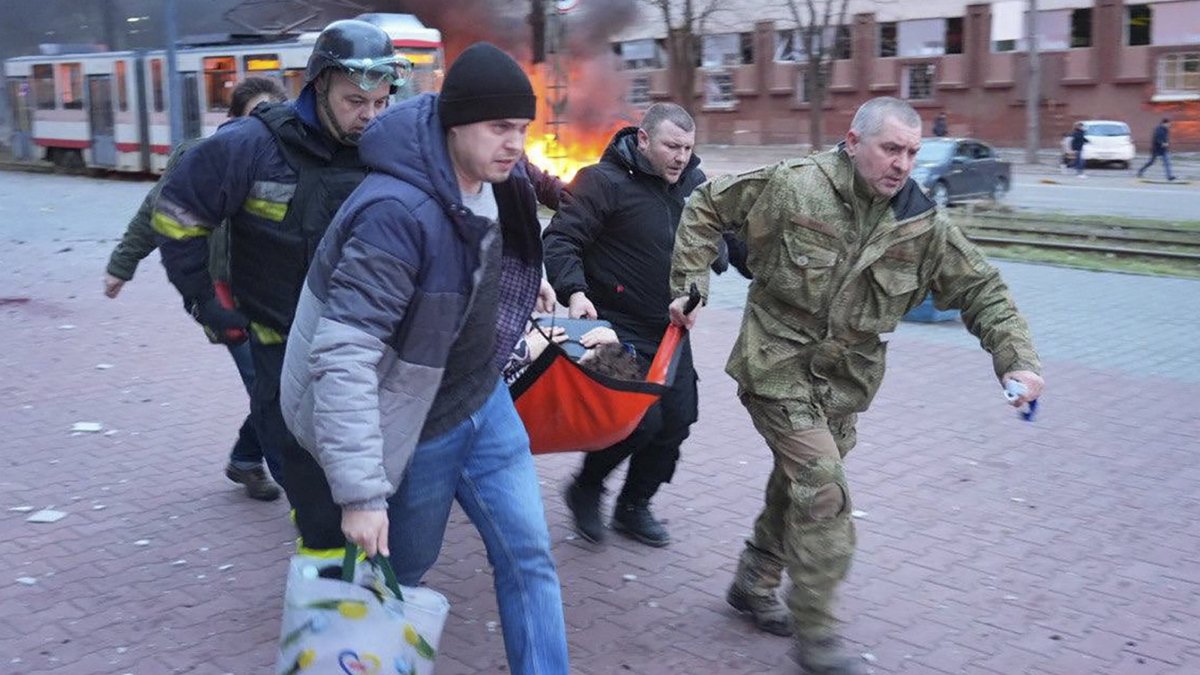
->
xmin=523 ymin=65 xmax=626 ymax=183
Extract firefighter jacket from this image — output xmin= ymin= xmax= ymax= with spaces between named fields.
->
xmin=153 ymin=90 xmax=366 ymax=343
xmin=670 ymin=147 xmax=1041 ymax=417
xmin=107 ymin=138 xmax=232 ymax=284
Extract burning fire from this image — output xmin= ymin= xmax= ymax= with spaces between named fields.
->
xmin=524 ymin=131 xmax=613 ymax=184
xmin=522 ymin=65 xmax=628 ymax=183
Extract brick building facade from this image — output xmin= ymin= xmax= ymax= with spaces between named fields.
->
xmin=612 ymin=0 xmax=1200 ymax=150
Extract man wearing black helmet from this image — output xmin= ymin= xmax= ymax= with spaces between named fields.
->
xmin=153 ymin=19 xmax=409 ymax=500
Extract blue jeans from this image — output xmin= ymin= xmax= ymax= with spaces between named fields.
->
xmin=386 ymin=379 xmax=569 ymax=674
xmin=227 ymin=340 xmax=256 ymax=392
xmin=1074 ymin=149 xmax=1086 ymax=174
xmin=1138 ymin=150 xmax=1174 ymax=179
xmin=226 ymin=341 xmax=274 ymax=474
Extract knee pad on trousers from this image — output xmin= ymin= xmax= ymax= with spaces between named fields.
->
xmin=790 ymin=467 xmax=850 ymax=523
xmin=808 ymin=482 xmax=848 ymax=521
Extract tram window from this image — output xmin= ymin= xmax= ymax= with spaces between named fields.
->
xmin=204 ymin=56 xmax=237 ymax=112
xmin=244 ymin=54 xmax=281 ymax=72
xmin=33 ymin=64 xmax=55 ymax=110
xmin=115 ymin=60 xmax=129 ymax=112
xmin=57 ymin=62 xmax=84 ymax=109
xmin=151 ymin=59 xmax=164 ymax=112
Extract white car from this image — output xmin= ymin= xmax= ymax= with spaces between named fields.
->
xmin=1061 ymin=120 xmax=1136 ymax=169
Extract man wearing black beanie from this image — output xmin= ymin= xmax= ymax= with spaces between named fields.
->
xmin=280 ymin=42 xmax=569 ymax=674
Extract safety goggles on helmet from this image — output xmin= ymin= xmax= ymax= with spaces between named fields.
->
xmin=334 ymin=55 xmax=413 ymax=91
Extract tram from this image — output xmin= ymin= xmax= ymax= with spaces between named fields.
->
xmin=3 ymin=13 xmax=443 ymax=173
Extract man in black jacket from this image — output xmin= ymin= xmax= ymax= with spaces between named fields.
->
xmin=1137 ymin=118 xmax=1177 ymax=181
xmin=543 ymin=102 xmax=704 ymax=547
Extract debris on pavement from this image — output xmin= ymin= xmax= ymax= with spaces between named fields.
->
xmin=26 ymin=509 xmax=67 ymax=523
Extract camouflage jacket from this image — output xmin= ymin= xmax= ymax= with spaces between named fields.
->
xmin=670 ymin=148 xmax=1041 ymax=418
xmin=105 ymin=138 xmax=231 ymax=283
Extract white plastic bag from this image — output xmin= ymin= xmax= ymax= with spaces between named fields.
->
xmin=276 ymin=546 xmax=450 ymax=675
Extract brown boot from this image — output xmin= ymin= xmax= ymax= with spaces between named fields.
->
xmin=225 ymin=463 xmax=281 ymax=502
xmin=793 ymin=634 xmax=865 ymax=675
xmin=726 ymin=546 xmax=792 ymax=636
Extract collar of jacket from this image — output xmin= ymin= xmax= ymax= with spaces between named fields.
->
xmin=603 ymin=126 xmax=702 ymax=184
xmin=818 ymin=144 xmax=934 ymax=224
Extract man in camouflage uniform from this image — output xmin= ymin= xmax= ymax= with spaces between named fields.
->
xmin=667 ymin=97 xmax=1044 ymax=674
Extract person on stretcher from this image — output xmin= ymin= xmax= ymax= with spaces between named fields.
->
xmin=503 ymin=323 xmax=643 ymax=385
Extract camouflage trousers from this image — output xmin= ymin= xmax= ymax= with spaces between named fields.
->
xmin=737 ymin=391 xmax=858 ymax=639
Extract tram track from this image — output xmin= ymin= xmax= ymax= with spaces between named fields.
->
xmin=952 ymin=211 xmax=1200 ymax=265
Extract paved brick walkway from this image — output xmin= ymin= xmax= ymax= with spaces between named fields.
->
xmin=1 ymin=172 xmax=1198 ymax=674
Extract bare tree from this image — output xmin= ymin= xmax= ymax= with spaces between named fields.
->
xmin=778 ymin=0 xmax=851 ymax=151
xmin=643 ymin=0 xmax=726 ymax=117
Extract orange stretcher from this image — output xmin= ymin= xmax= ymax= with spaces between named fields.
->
xmin=510 ymin=287 xmax=700 ymax=454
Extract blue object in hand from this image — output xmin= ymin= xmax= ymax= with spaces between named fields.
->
xmin=1003 ymin=380 xmax=1038 ymax=422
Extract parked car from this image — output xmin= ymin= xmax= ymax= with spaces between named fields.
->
xmin=911 ymin=138 xmax=1011 ymax=207
xmin=1060 ymin=120 xmax=1136 ymax=169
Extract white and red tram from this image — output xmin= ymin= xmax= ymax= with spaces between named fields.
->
xmin=3 ymin=13 xmax=443 ymax=174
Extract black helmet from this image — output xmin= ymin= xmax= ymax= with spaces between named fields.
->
xmin=305 ymin=19 xmax=412 ymax=90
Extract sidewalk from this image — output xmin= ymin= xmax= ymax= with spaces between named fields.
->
xmin=1 ymin=176 xmax=1198 ymax=673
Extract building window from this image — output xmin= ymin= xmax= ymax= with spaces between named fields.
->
xmin=946 ymin=17 xmax=964 ymax=55
xmin=796 ymin=63 xmax=830 ymax=104
xmin=902 ymin=63 xmax=936 ymax=100
xmin=702 ymin=33 xmax=746 ymax=67
xmin=833 ymin=26 xmax=852 ymax=60
xmin=992 ymin=0 xmax=1022 ymax=52
xmin=1127 ymin=4 xmax=1151 ymax=46
xmin=203 ymin=56 xmax=237 ymax=113
xmin=151 ymin=59 xmax=164 ymax=112
xmin=1157 ymin=52 xmax=1200 ymax=95
xmin=115 ymin=60 xmax=128 ymax=112
xmin=57 ymin=63 xmax=84 ymax=110
xmin=898 ymin=18 xmax=949 ymax=56
xmin=619 ymin=39 xmax=663 ymax=70
xmin=704 ymin=70 xmax=736 ymax=108
xmin=1152 ymin=1 xmax=1200 ymax=46
xmin=627 ymin=74 xmax=651 ymax=107
xmin=879 ymin=22 xmax=897 ymax=57
xmin=739 ymin=32 xmax=755 ymax=64
xmin=32 ymin=64 xmax=55 ymax=110
xmin=777 ymin=26 xmax=851 ymax=62
xmin=1071 ymin=8 xmax=1092 ymax=48
xmin=1030 ymin=9 xmax=1072 ymax=51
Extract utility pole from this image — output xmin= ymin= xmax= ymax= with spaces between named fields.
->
xmin=165 ymin=0 xmax=184 ymax=148
xmin=543 ymin=1 xmax=570 ymax=168
xmin=97 ymin=0 xmax=120 ymax=50
xmin=1025 ymin=0 xmax=1040 ymax=164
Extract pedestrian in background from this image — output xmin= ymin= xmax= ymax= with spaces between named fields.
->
xmin=103 ymin=76 xmax=287 ymax=501
xmin=1070 ymin=121 xmax=1089 ymax=177
xmin=932 ymin=111 xmax=949 ymax=137
xmin=667 ymin=96 xmax=1044 ymax=674
xmin=1137 ymin=118 xmax=1177 ymax=181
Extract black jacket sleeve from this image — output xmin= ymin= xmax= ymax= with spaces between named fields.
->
xmin=522 ymin=156 xmax=566 ymax=211
xmin=542 ymin=166 xmax=614 ymax=304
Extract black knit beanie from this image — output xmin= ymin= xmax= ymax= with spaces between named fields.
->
xmin=438 ymin=42 xmax=537 ymax=128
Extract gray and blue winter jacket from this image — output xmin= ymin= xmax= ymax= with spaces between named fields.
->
xmin=281 ymin=93 xmax=543 ymax=510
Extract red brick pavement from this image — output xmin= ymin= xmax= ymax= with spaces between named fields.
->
xmin=1 ymin=238 xmax=1198 ymax=674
